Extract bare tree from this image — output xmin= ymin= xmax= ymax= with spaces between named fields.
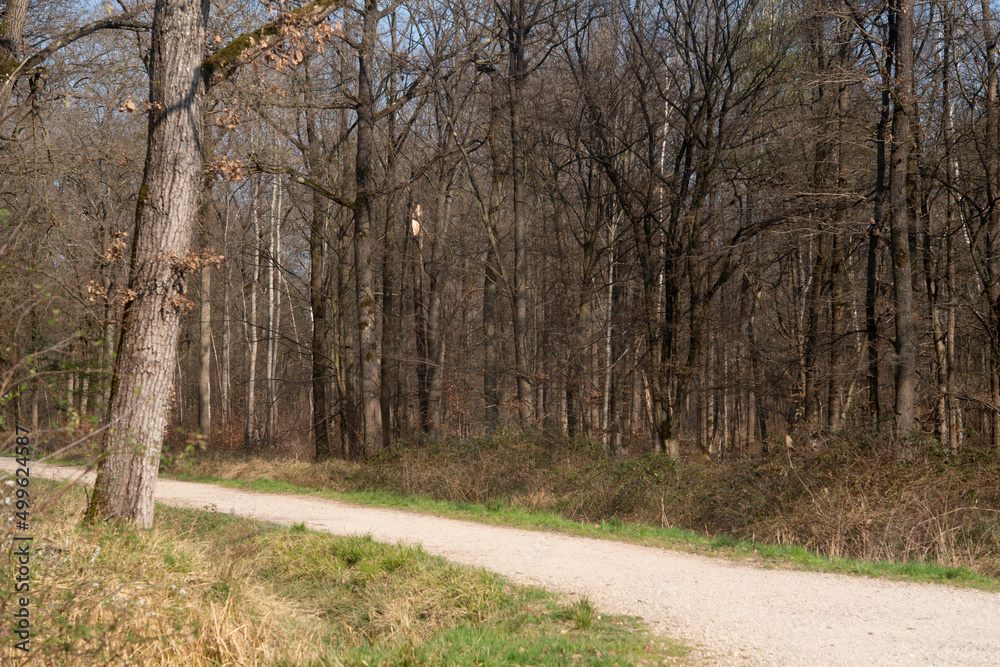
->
xmin=87 ymin=0 xmax=210 ymax=527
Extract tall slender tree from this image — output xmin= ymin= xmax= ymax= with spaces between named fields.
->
xmin=888 ymin=0 xmax=917 ymax=436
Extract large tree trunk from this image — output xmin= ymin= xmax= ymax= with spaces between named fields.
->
xmin=354 ymin=0 xmax=382 ymax=457
xmin=87 ymin=0 xmax=209 ymax=528
xmin=0 ymin=0 xmax=30 ymax=111
xmin=889 ymin=0 xmax=917 ymax=437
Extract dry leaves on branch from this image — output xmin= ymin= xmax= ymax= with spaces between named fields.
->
xmin=170 ymin=249 xmax=225 ymax=275
xmin=204 ymin=155 xmax=245 ymax=181
xmin=102 ymin=231 xmax=129 ymax=263
xmin=117 ymin=98 xmax=139 ymax=113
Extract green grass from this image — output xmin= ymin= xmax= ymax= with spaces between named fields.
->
xmin=1 ymin=477 xmax=689 ymax=665
xmin=163 ymin=470 xmax=998 ymax=591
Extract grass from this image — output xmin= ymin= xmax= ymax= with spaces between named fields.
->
xmin=0 ymin=478 xmax=689 ymax=666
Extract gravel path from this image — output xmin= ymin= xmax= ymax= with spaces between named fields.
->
xmin=5 ymin=459 xmax=999 ymax=666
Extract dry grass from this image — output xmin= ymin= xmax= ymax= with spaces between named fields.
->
xmin=170 ymin=428 xmax=1000 ymax=577
xmin=0 ymin=483 xmax=326 ymax=666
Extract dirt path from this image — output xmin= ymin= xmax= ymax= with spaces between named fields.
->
xmin=6 ymin=459 xmax=999 ymax=666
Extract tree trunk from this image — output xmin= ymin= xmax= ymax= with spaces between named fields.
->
xmin=380 ymin=158 xmax=399 ymax=448
xmin=309 ymin=195 xmax=331 ymax=460
xmin=484 ymin=250 xmax=500 ymax=432
xmin=866 ymin=12 xmax=895 ymax=425
xmin=245 ymin=182 xmax=261 ymax=450
xmin=221 ymin=201 xmax=231 ymax=426
xmin=198 ymin=258 xmax=211 ymax=445
xmin=601 ymin=228 xmax=616 ymax=452
xmin=304 ymin=58 xmax=331 ymax=461
xmin=827 ymin=233 xmax=844 ymax=431
xmin=0 ymin=0 xmax=30 ymax=112
xmin=80 ymin=374 xmax=90 ymax=418
xmin=804 ymin=233 xmax=827 ymax=427
xmin=982 ymin=0 xmax=1000 ymax=452
xmin=265 ymin=177 xmax=282 ymax=448
xmin=353 ymin=0 xmax=382 ymax=457
xmin=335 ymin=200 xmax=359 ymax=457
xmin=889 ymin=0 xmax=917 ymax=437
xmin=427 ymin=171 xmax=455 ymax=432
xmin=508 ymin=0 xmax=533 ymax=423
xmin=412 ymin=206 xmax=430 ymax=430
xmin=380 ymin=25 xmax=401 ymax=446
xmin=87 ymin=0 xmax=209 ymax=528
xmin=828 ymin=21 xmax=850 ymax=431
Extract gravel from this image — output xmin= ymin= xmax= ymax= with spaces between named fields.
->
xmin=6 ymin=459 xmax=1000 ymax=666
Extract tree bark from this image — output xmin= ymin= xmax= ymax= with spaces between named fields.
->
xmin=427 ymin=173 xmax=454 ymax=432
xmin=304 ymin=58 xmax=331 ymax=461
xmin=508 ymin=0 xmax=533 ymax=423
xmin=265 ymin=178 xmax=282 ymax=448
xmin=866 ymin=10 xmax=895 ymax=425
xmin=245 ymin=182 xmax=261 ymax=450
xmin=354 ymin=0 xmax=383 ymax=457
xmin=0 ymin=0 xmax=30 ymax=111
xmin=223 ymin=207 xmax=235 ymax=431
xmin=804 ymin=233 xmax=827 ymax=427
xmin=87 ymin=0 xmax=209 ymax=528
xmin=484 ymin=250 xmax=500 ymax=432
xmin=380 ymin=136 xmax=399 ymax=446
xmin=889 ymin=0 xmax=917 ymax=437
xmin=198 ymin=257 xmax=211 ymax=445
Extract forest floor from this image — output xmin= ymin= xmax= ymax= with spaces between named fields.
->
xmin=3 ymin=459 xmax=999 ymax=666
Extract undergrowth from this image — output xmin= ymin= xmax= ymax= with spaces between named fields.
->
xmin=156 ymin=428 xmax=1000 ymax=580
xmin=0 ymin=478 xmax=686 ymax=665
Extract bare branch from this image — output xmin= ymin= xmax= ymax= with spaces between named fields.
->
xmin=203 ymin=0 xmax=346 ymax=90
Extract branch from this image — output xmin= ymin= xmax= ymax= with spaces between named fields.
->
xmin=254 ymin=161 xmax=358 ymax=210
xmin=203 ymin=0 xmax=346 ymax=90
xmin=2 ymin=10 xmax=151 ymax=91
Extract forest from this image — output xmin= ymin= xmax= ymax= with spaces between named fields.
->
xmin=2 ymin=0 xmax=999 ymax=511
